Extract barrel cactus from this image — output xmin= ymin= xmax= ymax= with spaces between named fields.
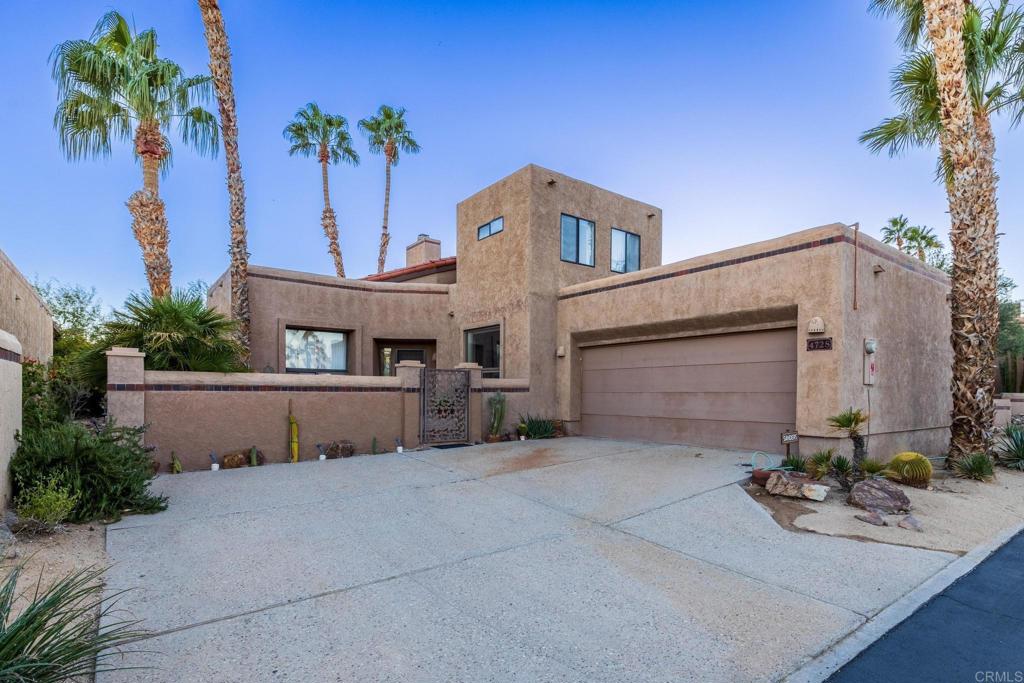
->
xmin=885 ymin=451 xmax=932 ymax=488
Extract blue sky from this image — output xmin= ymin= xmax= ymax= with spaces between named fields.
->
xmin=1 ymin=0 xmax=1021 ymax=310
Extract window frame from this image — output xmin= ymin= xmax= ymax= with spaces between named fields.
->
xmin=560 ymin=213 xmax=596 ymax=267
xmin=464 ymin=324 xmax=501 ymax=379
xmin=284 ymin=326 xmax=349 ymax=374
xmin=477 ymin=216 xmax=504 ymax=241
xmin=610 ymin=227 xmax=642 ymax=274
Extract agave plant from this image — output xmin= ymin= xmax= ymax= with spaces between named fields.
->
xmin=0 ymin=566 xmax=146 ymax=681
xmin=996 ymin=425 xmax=1024 ymax=470
xmin=830 ymin=454 xmax=855 ymax=491
xmin=781 ymin=452 xmax=806 ymax=473
xmin=951 ymin=452 xmax=995 ymax=482
xmin=808 ymin=449 xmax=835 ymax=480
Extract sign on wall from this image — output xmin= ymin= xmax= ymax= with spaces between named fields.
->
xmin=806 ymin=337 xmax=833 ymax=351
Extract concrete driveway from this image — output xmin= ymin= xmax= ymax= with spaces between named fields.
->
xmin=100 ymin=438 xmax=955 ymax=682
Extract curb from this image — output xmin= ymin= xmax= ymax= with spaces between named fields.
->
xmin=782 ymin=519 xmax=1024 ymax=683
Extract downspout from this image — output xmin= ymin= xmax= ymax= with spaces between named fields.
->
xmin=847 ymin=222 xmax=860 ymax=311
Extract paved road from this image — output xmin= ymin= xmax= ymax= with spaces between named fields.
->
xmin=828 ymin=529 xmax=1024 ymax=683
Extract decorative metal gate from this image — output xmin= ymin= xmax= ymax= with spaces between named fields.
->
xmin=420 ymin=369 xmax=471 ymax=444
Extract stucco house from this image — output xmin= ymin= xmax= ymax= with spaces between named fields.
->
xmin=207 ymin=164 xmax=952 ymax=458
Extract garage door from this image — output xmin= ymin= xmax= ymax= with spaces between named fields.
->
xmin=580 ymin=328 xmax=797 ymax=453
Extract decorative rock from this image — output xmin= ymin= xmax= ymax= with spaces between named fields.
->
xmin=855 ymin=511 xmax=886 ymax=526
xmin=221 ymin=451 xmax=249 ymax=469
xmin=848 ymin=479 xmax=912 ymax=514
xmin=323 ymin=441 xmax=355 ymax=459
xmin=898 ymin=514 xmax=924 ymax=532
xmin=766 ymin=471 xmax=830 ymax=501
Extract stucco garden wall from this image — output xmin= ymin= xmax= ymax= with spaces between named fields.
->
xmin=0 ymin=248 xmax=52 ymax=362
xmin=0 ymin=330 xmax=22 ymax=510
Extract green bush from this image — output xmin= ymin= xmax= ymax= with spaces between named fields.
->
xmin=12 ymin=421 xmax=166 ymax=523
xmin=951 ymin=452 xmax=995 ymax=482
xmin=518 ymin=414 xmax=556 ymax=439
xmin=860 ymin=458 xmax=887 ymax=475
xmin=15 ymin=474 xmax=79 ymax=529
xmin=781 ymin=452 xmax=806 ymax=473
xmin=0 ymin=565 xmax=146 ymax=681
xmin=808 ymin=449 xmax=834 ymax=480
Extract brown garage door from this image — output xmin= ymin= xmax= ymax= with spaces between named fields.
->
xmin=580 ymin=328 xmax=797 ymax=453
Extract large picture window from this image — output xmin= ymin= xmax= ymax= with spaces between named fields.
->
xmin=560 ymin=214 xmax=595 ymax=266
xmin=465 ymin=325 xmax=500 ymax=378
xmin=611 ymin=228 xmax=641 ymax=273
xmin=285 ymin=328 xmax=347 ymax=372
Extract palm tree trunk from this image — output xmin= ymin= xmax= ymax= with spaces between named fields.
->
xmin=923 ymin=0 xmax=1000 ymax=460
xmin=197 ymin=0 xmax=251 ymax=361
xmin=321 ymin=158 xmax=345 ymax=278
xmin=128 ymin=122 xmax=171 ymax=297
xmin=377 ymin=157 xmax=392 ymax=274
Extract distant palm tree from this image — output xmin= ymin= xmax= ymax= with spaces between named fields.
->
xmin=284 ymin=103 xmax=360 ymax=278
xmin=358 ymin=105 xmax=421 ymax=273
xmin=905 ymin=224 xmax=942 ymax=261
xmin=51 ymin=11 xmax=219 ymax=297
xmin=881 ymin=215 xmax=912 ymax=250
xmin=197 ymin=0 xmax=251 ymax=359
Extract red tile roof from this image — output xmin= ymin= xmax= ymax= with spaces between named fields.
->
xmin=363 ymin=256 xmax=457 ymax=282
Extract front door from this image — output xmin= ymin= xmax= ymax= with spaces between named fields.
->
xmin=420 ymin=368 xmax=471 ymax=444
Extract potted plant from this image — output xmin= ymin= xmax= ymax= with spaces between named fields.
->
xmin=487 ymin=392 xmax=507 ymax=443
xmin=826 ymin=408 xmax=870 ymax=470
xmin=517 ymin=421 xmax=528 ymax=440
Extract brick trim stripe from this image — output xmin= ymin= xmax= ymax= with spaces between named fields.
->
xmin=251 ymin=272 xmax=447 ymax=296
xmin=558 ymin=234 xmax=947 ymax=301
xmin=108 ymin=383 xmax=409 ymax=393
xmin=474 ymin=387 xmax=530 ymax=393
xmin=0 ymin=348 xmax=21 ymax=364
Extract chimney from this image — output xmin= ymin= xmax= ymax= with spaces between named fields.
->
xmin=406 ymin=233 xmax=441 ymax=267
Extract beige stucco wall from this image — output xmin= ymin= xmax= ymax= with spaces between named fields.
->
xmin=210 ymin=266 xmax=457 ymax=375
xmin=556 ymin=224 xmax=952 ymax=459
xmin=0 ymin=249 xmax=52 ymax=362
xmin=0 ymin=330 xmax=22 ymax=510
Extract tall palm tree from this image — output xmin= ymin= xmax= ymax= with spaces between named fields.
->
xmin=197 ymin=0 xmax=251 ymax=358
xmin=52 ymin=11 xmax=218 ymax=298
xmin=358 ymin=105 xmax=421 ymax=273
xmin=881 ymin=215 xmax=912 ymax=250
xmin=284 ymin=103 xmax=360 ymax=278
xmin=921 ymin=0 xmax=1002 ymax=459
xmin=904 ymin=224 xmax=943 ymax=261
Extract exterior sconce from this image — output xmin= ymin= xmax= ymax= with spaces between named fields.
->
xmin=556 ymin=346 xmax=566 ymax=358
xmin=806 ymin=316 xmax=826 ymax=335
xmin=873 ymin=264 xmax=885 ymax=275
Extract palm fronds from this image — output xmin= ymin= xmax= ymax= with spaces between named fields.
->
xmin=358 ymin=104 xmax=420 ymax=165
xmin=826 ymin=408 xmax=869 ymax=438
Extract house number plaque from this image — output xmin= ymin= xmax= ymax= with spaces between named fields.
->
xmin=806 ymin=337 xmax=833 ymax=351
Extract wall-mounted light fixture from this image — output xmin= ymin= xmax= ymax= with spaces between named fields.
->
xmin=873 ymin=264 xmax=885 ymax=275
xmin=546 ymin=178 xmax=556 ymax=186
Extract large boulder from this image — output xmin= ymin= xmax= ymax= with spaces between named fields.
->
xmin=848 ymin=479 xmax=912 ymax=514
xmin=766 ymin=471 xmax=830 ymax=501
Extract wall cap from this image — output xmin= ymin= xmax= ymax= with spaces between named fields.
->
xmin=0 ymin=330 xmax=21 ymax=356
xmin=105 ymin=347 xmax=146 ymax=358
xmin=396 ymin=360 xmax=426 ymax=368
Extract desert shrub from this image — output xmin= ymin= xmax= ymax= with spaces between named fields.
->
xmin=75 ymin=290 xmax=247 ymax=389
xmin=808 ymin=449 xmax=834 ymax=480
xmin=951 ymin=452 xmax=995 ymax=482
xmin=12 ymin=421 xmax=166 ymax=523
xmin=519 ymin=414 xmax=555 ymax=439
xmin=0 ymin=565 xmax=145 ymax=681
xmin=830 ymin=454 xmax=855 ymax=490
xmin=781 ymin=452 xmax=806 ymax=473
xmin=885 ymin=451 xmax=933 ymax=487
xmin=996 ymin=425 xmax=1024 ymax=471
xmin=15 ymin=474 xmax=79 ymax=529
xmin=860 ymin=458 xmax=887 ymax=476
xmin=488 ymin=392 xmax=507 ymax=436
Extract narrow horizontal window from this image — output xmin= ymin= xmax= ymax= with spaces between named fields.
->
xmin=611 ymin=228 xmax=641 ymax=273
xmin=560 ymin=214 xmax=595 ymax=266
xmin=285 ymin=328 xmax=347 ymax=372
xmin=477 ymin=216 xmax=504 ymax=240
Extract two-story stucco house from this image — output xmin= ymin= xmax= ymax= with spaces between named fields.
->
xmin=210 ymin=164 xmax=952 ymax=457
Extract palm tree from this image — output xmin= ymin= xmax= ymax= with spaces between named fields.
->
xmin=881 ymin=215 xmax=912 ymax=250
xmin=284 ymin=103 xmax=360 ymax=278
xmin=904 ymin=224 xmax=943 ymax=261
xmin=358 ymin=105 xmax=421 ymax=273
xmin=920 ymin=0 xmax=1002 ymax=459
xmin=197 ymin=0 xmax=251 ymax=359
xmin=51 ymin=11 xmax=219 ymax=298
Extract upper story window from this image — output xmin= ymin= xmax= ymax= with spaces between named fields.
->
xmin=611 ymin=228 xmax=641 ymax=273
xmin=477 ymin=216 xmax=504 ymax=240
xmin=285 ymin=328 xmax=347 ymax=373
xmin=560 ymin=214 xmax=595 ymax=266
xmin=465 ymin=325 xmax=500 ymax=378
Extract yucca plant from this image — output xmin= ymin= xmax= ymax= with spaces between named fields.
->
xmin=518 ymin=414 xmax=555 ymax=440
xmin=951 ymin=452 xmax=995 ymax=481
xmin=830 ymin=454 xmax=855 ymax=491
xmin=808 ymin=449 xmax=835 ymax=480
xmin=996 ymin=425 xmax=1024 ymax=470
xmin=826 ymin=408 xmax=870 ymax=465
xmin=0 ymin=566 xmax=146 ymax=681
xmin=781 ymin=452 xmax=806 ymax=473
xmin=885 ymin=451 xmax=933 ymax=488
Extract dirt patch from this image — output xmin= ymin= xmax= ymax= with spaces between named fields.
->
xmin=484 ymin=447 xmax=562 ymax=477
xmin=1 ymin=523 xmax=108 ymax=618
xmin=743 ymin=484 xmax=818 ymax=532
